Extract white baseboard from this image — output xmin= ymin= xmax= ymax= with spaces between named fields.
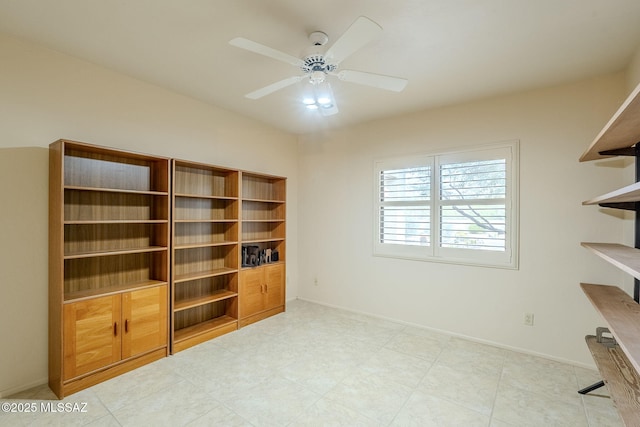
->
xmin=295 ymin=296 xmax=596 ymax=371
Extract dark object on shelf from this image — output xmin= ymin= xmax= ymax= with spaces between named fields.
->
xmin=242 ymin=246 xmax=280 ymax=267
xmin=242 ymin=245 xmax=261 ymax=267
xmin=249 ymin=246 xmax=261 ymax=266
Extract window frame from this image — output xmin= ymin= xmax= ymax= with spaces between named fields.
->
xmin=373 ymin=141 xmax=519 ymax=269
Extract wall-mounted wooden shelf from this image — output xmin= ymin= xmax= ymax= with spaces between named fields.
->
xmin=585 ymin=335 xmax=640 ymax=426
xmin=579 ymin=82 xmax=640 ymax=424
xmin=583 ymin=181 xmax=640 ymax=206
xmin=581 ymin=284 xmax=640 ymax=374
xmin=581 ymin=243 xmax=640 ymax=280
xmin=580 ymin=82 xmax=640 ymax=162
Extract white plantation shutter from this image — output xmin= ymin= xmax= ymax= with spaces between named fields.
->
xmin=374 ymin=142 xmax=518 ymax=268
xmin=439 ymin=158 xmax=506 ymax=251
xmin=379 ymin=166 xmax=431 ymax=247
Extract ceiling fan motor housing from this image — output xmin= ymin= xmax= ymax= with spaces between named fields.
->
xmin=309 ymin=31 xmax=329 ymax=46
xmin=301 ymin=55 xmax=336 ymax=75
xmin=301 ymin=30 xmax=336 ymax=79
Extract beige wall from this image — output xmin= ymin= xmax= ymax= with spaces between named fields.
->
xmin=297 ymin=73 xmax=629 ymax=367
xmin=0 ymin=33 xmax=299 ymax=396
xmin=626 ymin=42 xmax=640 ymax=90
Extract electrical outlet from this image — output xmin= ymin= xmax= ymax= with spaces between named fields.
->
xmin=524 ymin=312 xmax=534 ymax=326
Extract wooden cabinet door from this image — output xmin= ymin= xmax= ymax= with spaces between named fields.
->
xmin=239 ymin=268 xmax=266 ymax=318
xmin=63 ymin=295 xmax=121 ymax=380
xmin=265 ymin=264 xmax=284 ymax=311
xmin=122 ymin=286 xmax=168 ymax=359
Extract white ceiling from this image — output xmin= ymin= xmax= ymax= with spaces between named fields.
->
xmin=1 ymin=0 xmax=640 ymax=135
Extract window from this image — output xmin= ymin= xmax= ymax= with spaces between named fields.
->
xmin=374 ymin=141 xmax=518 ymax=268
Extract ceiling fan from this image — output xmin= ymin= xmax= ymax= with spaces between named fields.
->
xmin=229 ymin=16 xmax=408 ymax=116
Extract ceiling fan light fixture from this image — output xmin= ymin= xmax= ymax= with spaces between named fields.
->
xmin=309 ymin=70 xmax=326 ymax=85
xmin=302 ymin=80 xmax=338 ymax=116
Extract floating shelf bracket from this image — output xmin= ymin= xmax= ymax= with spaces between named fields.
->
xmin=598 ymin=202 xmax=640 ymax=211
xmin=598 ymin=145 xmax=640 ymax=157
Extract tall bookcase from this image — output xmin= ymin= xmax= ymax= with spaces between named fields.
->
xmin=49 ymin=140 xmax=170 ymax=399
xmin=49 ymin=141 xmax=288 ymax=394
xmin=171 ymin=160 xmax=239 ymax=353
xmin=239 ymin=172 xmax=286 ymax=327
xmin=578 ymin=82 xmax=640 ymax=425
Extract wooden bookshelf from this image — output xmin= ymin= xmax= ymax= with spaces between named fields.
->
xmin=239 ymin=172 xmax=286 ymax=326
xmin=49 ymin=140 xmax=170 ymax=398
xmin=50 ymin=141 xmax=289 ymax=395
xmin=171 ymin=160 xmax=239 ymax=352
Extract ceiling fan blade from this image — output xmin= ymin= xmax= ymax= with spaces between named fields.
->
xmin=245 ymin=76 xmax=304 ymax=99
xmin=325 ymin=16 xmax=382 ymax=64
xmin=336 ymin=70 xmax=408 ymax=92
xmin=229 ymin=37 xmax=304 ymax=67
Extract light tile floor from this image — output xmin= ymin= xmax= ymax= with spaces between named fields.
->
xmin=0 ymin=299 xmax=623 ymax=426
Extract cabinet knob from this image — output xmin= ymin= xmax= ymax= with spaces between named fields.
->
xmin=113 ymin=322 xmax=118 ymax=337
xmin=125 ymin=319 xmax=129 ymax=333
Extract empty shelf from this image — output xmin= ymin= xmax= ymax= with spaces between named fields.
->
xmin=583 ymin=182 xmax=640 ymax=205
xmin=580 ymin=82 xmax=640 ymax=162
xmin=581 ymin=243 xmax=640 ymax=280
